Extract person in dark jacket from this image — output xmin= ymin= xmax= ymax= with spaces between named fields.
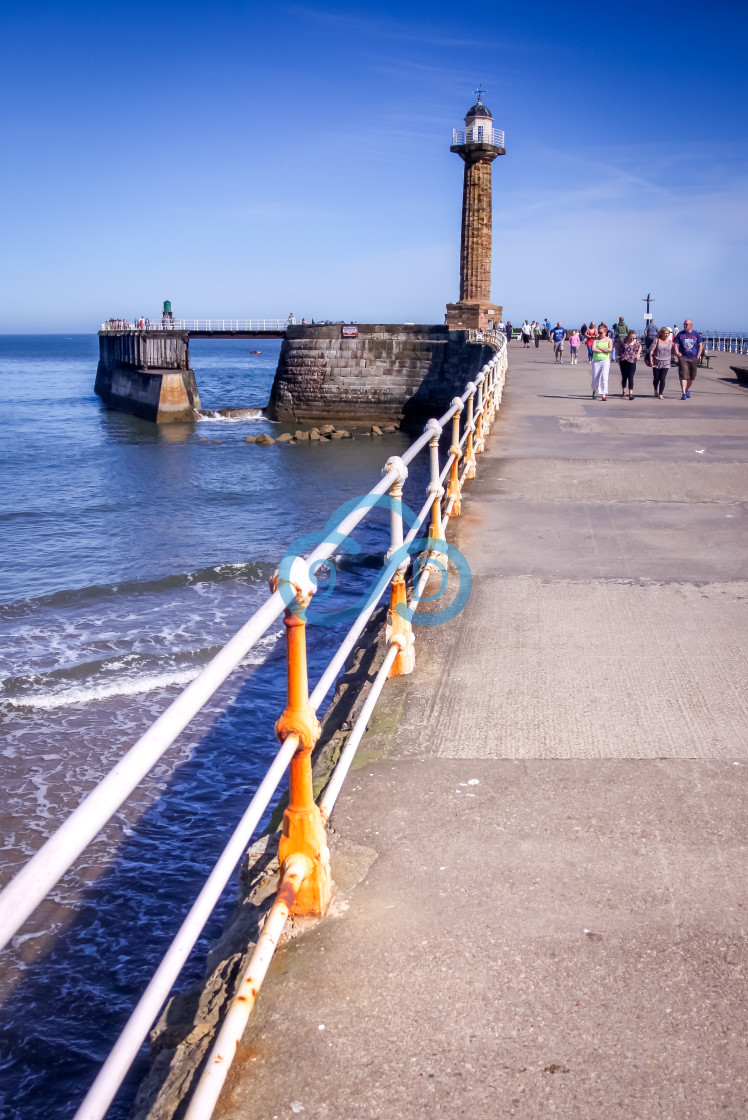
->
xmin=644 ymin=320 xmax=658 ymax=362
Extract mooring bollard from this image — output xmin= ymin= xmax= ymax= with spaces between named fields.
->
xmin=446 ymin=397 xmax=463 ymax=516
xmin=270 ymin=560 xmax=332 ymax=916
xmin=384 ymin=456 xmax=415 ymax=677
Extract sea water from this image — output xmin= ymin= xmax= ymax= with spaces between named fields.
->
xmin=0 ymin=336 xmax=424 ymax=1118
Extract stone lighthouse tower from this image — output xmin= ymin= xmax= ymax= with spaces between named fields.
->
xmin=445 ymin=91 xmax=506 ymax=331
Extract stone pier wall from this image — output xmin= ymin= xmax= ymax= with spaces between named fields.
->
xmin=95 ymin=325 xmax=496 ymax=426
xmin=95 ymin=331 xmax=201 ymax=423
xmin=267 ymin=324 xmax=495 ymax=425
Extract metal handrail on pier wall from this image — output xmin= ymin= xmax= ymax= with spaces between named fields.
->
xmin=0 ymin=339 xmax=508 ymax=1120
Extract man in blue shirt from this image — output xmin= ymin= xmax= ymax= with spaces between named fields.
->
xmin=550 ymin=322 xmax=567 ymax=364
xmin=673 ymin=319 xmax=703 ymax=398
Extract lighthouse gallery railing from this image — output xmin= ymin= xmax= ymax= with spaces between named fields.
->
xmin=0 ymin=336 xmax=508 ymax=1120
xmin=451 ymin=126 xmax=505 ymax=147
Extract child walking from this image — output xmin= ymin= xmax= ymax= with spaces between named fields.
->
xmin=568 ymin=329 xmax=581 ymax=364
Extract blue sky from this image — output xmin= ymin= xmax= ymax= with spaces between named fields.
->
xmin=1 ymin=0 xmax=746 ymax=331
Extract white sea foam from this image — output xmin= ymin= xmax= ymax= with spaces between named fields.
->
xmin=17 ymin=666 xmax=202 ymax=709
xmin=196 ymin=410 xmax=263 ymax=423
xmin=12 ymin=630 xmax=282 ymax=710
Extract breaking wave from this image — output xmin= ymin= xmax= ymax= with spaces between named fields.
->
xmin=1 ymin=633 xmax=281 ymax=710
xmin=0 ymin=561 xmax=275 ymax=619
xmin=196 ymin=409 xmax=264 ymax=423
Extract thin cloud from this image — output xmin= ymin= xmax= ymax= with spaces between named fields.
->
xmin=284 ymin=2 xmax=497 ymax=49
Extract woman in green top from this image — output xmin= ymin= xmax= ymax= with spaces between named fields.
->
xmin=591 ymin=323 xmax=614 ymax=400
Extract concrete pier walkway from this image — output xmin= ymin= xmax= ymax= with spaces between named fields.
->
xmin=215 ymin=345 xmax=748 ymax=1119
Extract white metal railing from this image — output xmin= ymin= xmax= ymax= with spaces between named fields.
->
xmin=100 ymin=319 xmax=290 ymax=332
xmin=451 ymin=126 xmax=505 ymax=148
xmin=0 ymin=340 xmax=509 ymax=1120
xmin=468 ymin=328 xmax=504 ymax=347
xmin=702 ymin=334 xmax=748 ymax=355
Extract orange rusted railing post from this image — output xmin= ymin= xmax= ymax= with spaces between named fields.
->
xmin=446 ymin=397 xmax=463 ymax=516
xmin=271 ymin=560 xmax=332 ymax=917
xmin=425 ymin=418 xmax=447 ymax=559
xmin=492 ymin=354 xmax=502 ymax=413
xmin=384 ymin=456 xmax=415 ymax=677
xmin=475 ymin=374 xmax=485 ymax=455
xmin=464 ymin=381 xmax=477 ymax=479
xmin=485 ymin=363 xmax=495 ymax=429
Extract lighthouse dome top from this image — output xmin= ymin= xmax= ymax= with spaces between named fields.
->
xmin=465 ymin=95 xmax=492 ymax=120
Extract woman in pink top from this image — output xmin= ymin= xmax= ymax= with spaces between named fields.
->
xmin=568 ymin=330 xmax=581 ymax=364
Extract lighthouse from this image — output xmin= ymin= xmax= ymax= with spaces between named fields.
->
xmin=445 ymin=91 xmax=506 ymax=331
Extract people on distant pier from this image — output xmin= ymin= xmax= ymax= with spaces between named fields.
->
xmin=521 ymin=320 xmax=532 ymax=348
xmin=550 ymin=322 xmax=567 ymax=364
xmin=618 ymin=330 xmax=642 ymax=399
xmin=590 ymin=323 xmax=613 ymax=400
xmin=288 ymin=312 xmax=297 ymax=325
xmin=673 ymin=319 xmax=703 ymax=399
xmin=651 ymin=327 xmax=673 ymax=398
xmin=505 ymin=321 xmax=513 ymax=340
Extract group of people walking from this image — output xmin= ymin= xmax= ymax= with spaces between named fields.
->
xmin=517 ymin=320 xmax=549 ymax=348
xmin=539 ymin=318 xmax=704 ymax=401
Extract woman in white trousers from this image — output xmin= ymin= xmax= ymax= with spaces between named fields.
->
xmin=591 ymin=323 xmax=613 ymax=400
